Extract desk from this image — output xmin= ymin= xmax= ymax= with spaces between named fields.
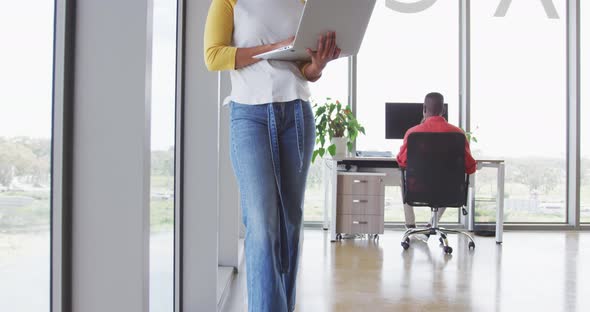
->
xmin=322 ymin=157 xmax=505 ymax=244
xmin=467 ymin=160 xmax=505 ymax=244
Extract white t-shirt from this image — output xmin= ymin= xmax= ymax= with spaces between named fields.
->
xmin=204 ymin=0 xmax=312 ymax=105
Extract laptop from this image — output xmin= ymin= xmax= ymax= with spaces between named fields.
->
xmin=254 ymin=0 xmax=377 ymax=61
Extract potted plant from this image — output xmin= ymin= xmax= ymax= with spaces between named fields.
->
xmin=312 ymin=98 xmax=365 ymax=162
xmin=464 ymin=129 xmax=478 ymax=144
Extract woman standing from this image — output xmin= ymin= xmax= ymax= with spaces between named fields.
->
xmin=204 ymin=0 xmax=340 ymax=311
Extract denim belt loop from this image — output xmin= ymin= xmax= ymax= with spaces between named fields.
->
xmin=267 ymin=104 xmax=290 ymax=273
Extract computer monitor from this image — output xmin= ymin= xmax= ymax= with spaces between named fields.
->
xmin=385 ymin=103 xmax=449 ymax=139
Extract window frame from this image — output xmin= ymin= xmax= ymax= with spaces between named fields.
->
xmin=305 ymin=0 xmax=585 ymax=228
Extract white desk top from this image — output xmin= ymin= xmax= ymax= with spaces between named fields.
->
xmin=337 ymin=171 xmax=387 ymax=176
xmin=475 ymin=159 xmax=505 ymax=163
xmin=329 ymin=156 xmax=505 ymax=163
xmin=330 ymin=156 xmax=397 ymax=162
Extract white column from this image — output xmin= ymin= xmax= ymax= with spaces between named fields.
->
xmin=177 ymin=0 xmax=220 ymax=311
xmin=68 ymin=1 xmax=153 ymax=311
xmin=566 ymin=0 xmax=580 ymax=227
xmin=459 ymin=0 xmax=470 ymax=131
xmin=459 ymin=0 xmax=471 ymax=227
xmin=348 ymin=56 xmax=357 ymax=153
xmin=218 ymin=71 xmax=241 ymax=269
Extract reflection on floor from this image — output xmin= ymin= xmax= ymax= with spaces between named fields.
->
xmin=222 ymin=229 xmax=590 ymax=312
xmin=0 ymin=232 xmax=50 ymax=312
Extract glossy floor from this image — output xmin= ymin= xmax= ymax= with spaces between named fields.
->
xmin=222 ymin=229 xmax=590 ymax=312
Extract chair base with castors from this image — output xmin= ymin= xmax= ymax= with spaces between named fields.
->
xmin=336 ymin=233 xmax=380 ymax=241
xmin=400 ymin=207 xmax=476 ymax=254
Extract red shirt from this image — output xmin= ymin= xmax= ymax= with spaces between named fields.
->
xmin=396 ymin=116 xmax=477 ymax=174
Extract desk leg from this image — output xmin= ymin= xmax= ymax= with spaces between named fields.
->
xmin=322 ymin=159 xmax=330 ymax=230
xmin=329 ymin=160 xmax=338 ymax=242
xmin=467 ymin=173 xmax=476 ymax=231
xmin=496 ymin=163 xmax=505 ymax=244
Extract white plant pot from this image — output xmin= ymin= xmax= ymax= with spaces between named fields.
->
xmin=331 ymin=137 xmax=348 ymax=157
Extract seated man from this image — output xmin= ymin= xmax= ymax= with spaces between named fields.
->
xmin=396 ymin=92 xmax=477 ymax=231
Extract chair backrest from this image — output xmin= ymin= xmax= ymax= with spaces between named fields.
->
xmin=403 ymin=132 xmax=468 ymax=208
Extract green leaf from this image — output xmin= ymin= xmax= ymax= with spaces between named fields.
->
xmin=328 ymin=106 xmax=335 ymax=117
xmin=312 ymin=150 xmax=319 ymax=163
xmin=472 ymin=137 xmax=478 ymax=143
xmin=316 ymin=106 xmax=326 ymax=117
xmin=347 ymin=141 xmax=353 ymax=152
xmin=327 ymin=144 xmax=337 ymax=156
xmin=319 ymin=147 xmax=325 ymax=157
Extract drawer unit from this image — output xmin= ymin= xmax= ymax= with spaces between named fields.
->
xmin=335 ymin=173 xmax=385 ymax=237
xmin=336 ymin=214 xmax=384 ymax=235
xmin=337 ymin=194 xmax=384 ymax=216
xmin=337 ymin=175 xmax=385 ymax=196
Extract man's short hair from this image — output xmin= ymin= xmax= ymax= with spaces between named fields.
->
xmin=424 ymin=92 xmax=444 ymax=116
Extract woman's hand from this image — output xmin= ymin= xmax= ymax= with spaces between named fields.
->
xmin=235 ymin=36 xmax=295 ymax=69
xmin=304 ymin=32 xmax=341 ymax=80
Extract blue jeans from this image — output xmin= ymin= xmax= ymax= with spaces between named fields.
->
xmin=229 ymin=100 xmax=315 ymax=312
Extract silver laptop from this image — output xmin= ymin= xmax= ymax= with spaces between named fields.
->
xmin=254 ymin=0 xmax=377 ymax=61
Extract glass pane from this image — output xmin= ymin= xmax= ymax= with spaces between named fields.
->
xmin=473 ymin=167 xmax=499 ymax=224
xmin=0 ymin=1 xmax=54 ymax=311
xmin=471 ymin=1 xmax=567 ymax=223
xmin=305 ymin=58 xmax=349 ymax=222
xmin=356 ymin=0 xmax=459 ymax=223
xmin=582 ymin=2 xmax=590 ymax=223
xmin=150 ymin=0 xmax=177 ymax=311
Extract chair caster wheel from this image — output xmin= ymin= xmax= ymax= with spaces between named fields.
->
xmin=401 ymin=241 xmax=410 ymax=250
xmin=336 ymin=234 xmax=342 ymax=240
xmin=373 ymin=234 xmax=379 ymax=241
xmin=469 ymin=242 xmax=476 ymax=249
xmin=444 ymin=246 xmax=453 ymax=254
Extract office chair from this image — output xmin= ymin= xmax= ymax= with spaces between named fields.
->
xmin=400 ymin=132 xmax=475 ymax=254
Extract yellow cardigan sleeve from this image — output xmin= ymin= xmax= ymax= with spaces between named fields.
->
xmin=204 ymin=0 xmax=238 ymax=71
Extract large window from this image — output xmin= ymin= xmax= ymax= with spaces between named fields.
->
xmin=471 ymin=1 xmax=567 ymax=223
xmin=150 ymin=0 xmax=177 ymax=311
xmin=0 ymin=1 xmax=54 ymax=311
xmin=582 ymin=2 xmax=590 ymax=223
xmin=304 ymin=58 xmax=349 ymax=222
xmin=356 ymin=0 xmax=459 ymax=223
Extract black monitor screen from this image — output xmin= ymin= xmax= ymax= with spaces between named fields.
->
xmin=385 ymin=103 xmax=449 ymax=139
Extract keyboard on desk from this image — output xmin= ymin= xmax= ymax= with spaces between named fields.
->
xmin=355 ymin=151 xmax=393 ymax=158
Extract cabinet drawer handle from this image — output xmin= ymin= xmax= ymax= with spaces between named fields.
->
xmin=353 ymin=199 xmax=368 ymax=203
xmin=353 ymin=221 xmax=368 ymax=225
xmin=353 ymin=179 xmax=368 ymax=183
